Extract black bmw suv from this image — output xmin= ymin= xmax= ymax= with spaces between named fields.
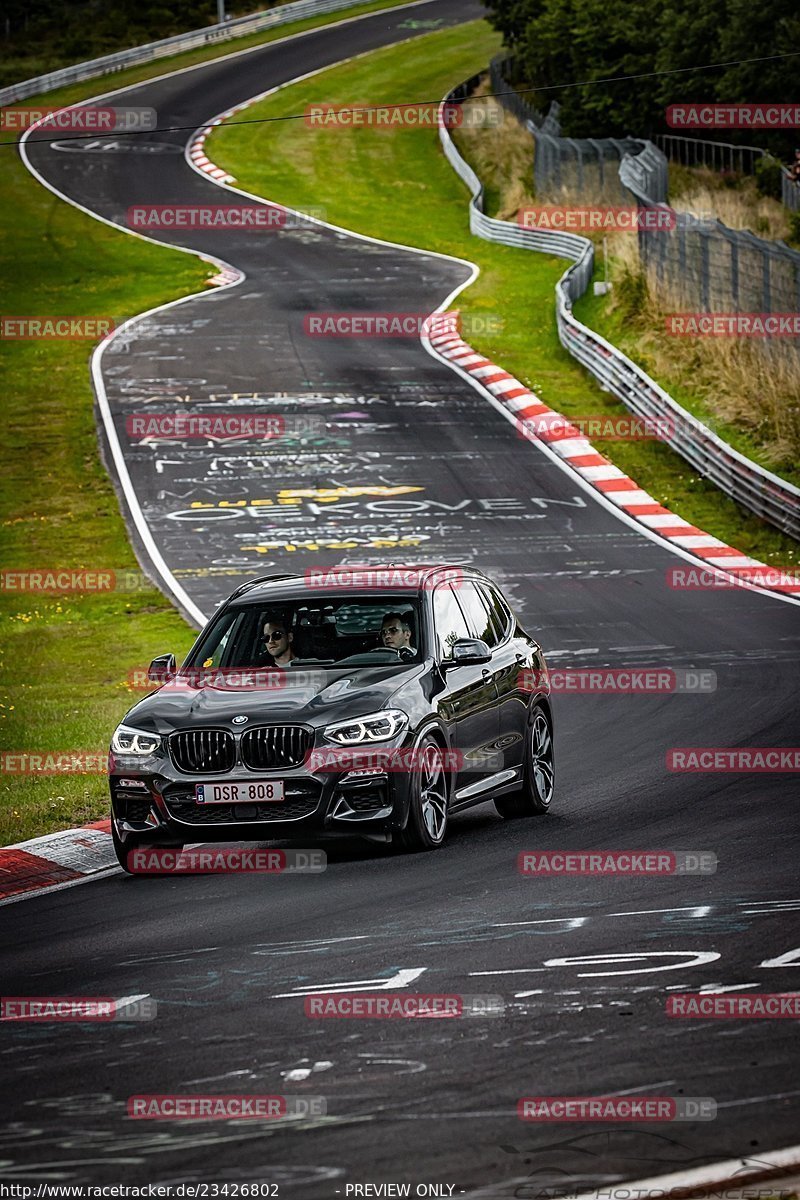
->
xmin=109 ymin=565 xmax=553 ymax=869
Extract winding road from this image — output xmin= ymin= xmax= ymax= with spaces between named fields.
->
xmin=4 ymin=0 xmax=800 ymax=1193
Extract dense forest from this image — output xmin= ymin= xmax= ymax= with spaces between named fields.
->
xmin=483 ymin=0 xmax=799 ymax=150
xmin=0 ymin=0 xmax=266 ymax=87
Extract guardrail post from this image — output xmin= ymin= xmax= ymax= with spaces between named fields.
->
xmin=729 ymin=237 xmax=739 ymax=307
xmin=699 ymin=231 xmax=710 ymax=310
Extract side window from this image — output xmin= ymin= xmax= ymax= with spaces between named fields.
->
xmin=432 ymin=584 xmax=470 ymax=660
xmin=479 ymin=584 xmax=511 ymax=645
xmin=456 ymin=582 xmax=497 ymax=648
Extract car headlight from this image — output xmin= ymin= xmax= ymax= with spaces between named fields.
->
xmin=323 ymin=709 xmax=408 ymax=745
xmin=111 ymin=724 xmax=162 ymax=756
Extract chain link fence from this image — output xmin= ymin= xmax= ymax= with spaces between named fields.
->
xmin=489 ymin=56 xmax=648 ymax=204
xmin=439 ymin=79 xmax=800 ymax=541
xmin=490 ymin=55 xmax=800 ymax=363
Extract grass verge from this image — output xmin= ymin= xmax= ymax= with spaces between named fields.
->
xmin=0 ymin=0 xmax=411 ymax=845
xmin=208 ymin=22 xmax=800 ymax=566
xmin=456 ymin=92 xmax=800 ymax=483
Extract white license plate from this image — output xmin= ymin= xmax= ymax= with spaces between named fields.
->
xmin=195 ymin=780 xmax=285 ymax=805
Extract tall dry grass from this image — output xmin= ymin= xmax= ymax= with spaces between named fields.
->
xmin=670 ymin=165 xmax=796 ymax=244
xmin=455 ymin=90 xmax=800 ymax=473
xmin=453 ymin=82 xmax=536 ymax=219
xmin=604 ymin=237 xmax=800 ymax=472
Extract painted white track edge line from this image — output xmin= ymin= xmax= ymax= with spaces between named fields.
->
xmin=190 ymin=54 xmax=800 ymax=610
xmin=17 ymin=0 xmax=444 ymax=112
xmin=423 ymin=343 xmax=800 ymax=608
xmin=17 ymin=0 xmax=450 ymax=630
xmin=183 ymin=57 xmax=479 ymax=274
xmin=556 ymin=1142 xmax=800 ymax=1200
xmin=23 ymin=5 xmax=798 ymax=612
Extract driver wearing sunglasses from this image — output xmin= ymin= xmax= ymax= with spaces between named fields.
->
xmin=261 ymin=616 xmax=296 ymax=667
xmin=380 ymin=612 xmax=417 ymax=661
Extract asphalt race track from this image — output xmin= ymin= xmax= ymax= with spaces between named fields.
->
xmin=4 ymin=0 xmax=800 ymax=1192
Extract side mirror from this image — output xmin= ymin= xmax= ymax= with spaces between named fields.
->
xmin=444 ymin=638 xmax=492 ymax=668
xmin=147 ymin=653 xmax=176 ymax=683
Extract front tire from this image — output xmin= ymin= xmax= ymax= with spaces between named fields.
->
xmin=396 ymin=735 xmax=450 ymax=852
xmin=112 ymin=822 xmax=183 ymax=874
xmin=495 ymin=704 xmax=554 ymax=819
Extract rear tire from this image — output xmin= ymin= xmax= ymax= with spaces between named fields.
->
xmin=495 ymin=704 xmax=554 ymax=819
xmin=396 ymin=735 xmax=450 ymax=852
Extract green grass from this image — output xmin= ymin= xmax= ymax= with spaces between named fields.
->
xmin=0 ymin=140 xmax=207 ymax=844
xmin=574 ymin=277 xmax=800 ymax=491
xmin=0 ymin=0 xmax=411 ymax=845
xmin=208 ymin=19 xmax=800 ymax=572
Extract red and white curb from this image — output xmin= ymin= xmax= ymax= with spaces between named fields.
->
xmin=186 ymin=75 xmax=800 ymax=603
xmin=426 ymin=313 xmax=800 ymax=598
xmin=188 ymin=120 xmax=236 ymax=184
xmin=0 ymin=821 xmax=115 ymax=902
xmin=189 ymin=111 xmax=255 ymax=289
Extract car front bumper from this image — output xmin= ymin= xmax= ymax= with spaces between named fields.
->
xmin=109 ymin=759 xmax=413 ymax=844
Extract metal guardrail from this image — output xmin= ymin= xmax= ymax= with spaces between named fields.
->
xmin=439 ymin=80 xmax=800 ymax=541
xmin=0 ymin=0 xmax=379 ymax=105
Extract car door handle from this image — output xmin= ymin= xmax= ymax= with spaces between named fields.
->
xmin=482 ymin=668 xmax=492 ymax=678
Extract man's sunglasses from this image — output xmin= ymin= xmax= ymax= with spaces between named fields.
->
xmin=265 ymin=631 xmax=287 ymax=642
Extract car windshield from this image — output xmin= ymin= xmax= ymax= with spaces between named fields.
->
xmin=184 ymin=595 xmax=424 ymax=672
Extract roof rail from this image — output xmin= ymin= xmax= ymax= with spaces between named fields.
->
xmin=227 ymin=573 xmax=301 ymax=601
